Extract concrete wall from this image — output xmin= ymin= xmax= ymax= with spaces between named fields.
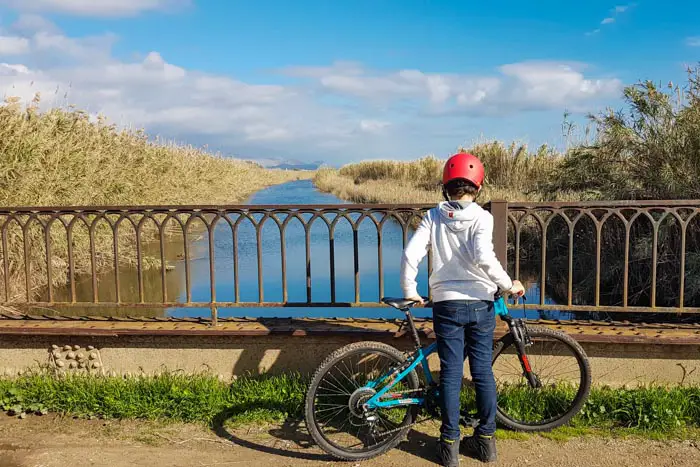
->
xmin=1 ymin=333 xmax=699 ymax=387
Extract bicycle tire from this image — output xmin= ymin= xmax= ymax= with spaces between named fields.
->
xmin=493 ymin=326 xmax=592 ymax=432
xmin=304 ymin=341 xmax=421 ymax=461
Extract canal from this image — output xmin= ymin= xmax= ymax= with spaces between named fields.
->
xmin=50 ymin=179 xmax=563 ymax=320
xmin=167 ymin=179 xmax=561 ymax=320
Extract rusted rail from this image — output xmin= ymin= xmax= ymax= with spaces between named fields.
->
xmin=506 ymin=199 xmax=700 ymax=313
xmin=0 ymin=203 xmax=431 ymax=323
xmin=0 ymin=199 xmax=699 ymax=324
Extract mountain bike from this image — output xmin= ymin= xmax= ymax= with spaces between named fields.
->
xmin=304 ymin=292 xmax=592 ymax=461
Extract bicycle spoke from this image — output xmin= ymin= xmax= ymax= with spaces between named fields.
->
xmin=318 ymin=384 xmax=351 ymax=396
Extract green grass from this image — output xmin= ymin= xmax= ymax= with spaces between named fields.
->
xmin=0 ymin=371 xmax=306 ymax=426
xmin=2 ymin=371 xmax=700 ymax=440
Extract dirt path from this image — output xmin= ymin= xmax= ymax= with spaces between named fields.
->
xmin=1 ymin=415 xmax=698 ymax=467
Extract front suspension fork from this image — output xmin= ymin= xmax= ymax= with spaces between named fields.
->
xmin=507 ymin=318 xmax=541 ymax=388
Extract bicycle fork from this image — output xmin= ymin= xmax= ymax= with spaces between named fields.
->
xmin=504 ymin=316 xmax=541 ymax=389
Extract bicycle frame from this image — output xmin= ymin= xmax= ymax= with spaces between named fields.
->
xmin=364 ymin=296 xmax=512 ymax=411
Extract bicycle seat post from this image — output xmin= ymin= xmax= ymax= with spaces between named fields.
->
xmin=402 ymin=306 xmax=423 ymax=350
xmin=381 ymin=297 xmax=428 ymax=350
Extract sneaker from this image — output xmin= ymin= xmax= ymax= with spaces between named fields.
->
xmin=461 ymin=433 xmax=497 ymax=463
xmin=436 ymin=436 xmax=460 ymax=467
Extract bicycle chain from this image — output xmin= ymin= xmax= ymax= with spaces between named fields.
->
xmin=372 ymin=415 xmax=435 ymax=439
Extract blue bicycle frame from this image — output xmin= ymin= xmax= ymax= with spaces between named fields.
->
xmin=363 ymin=296 xmax=511 ymax=410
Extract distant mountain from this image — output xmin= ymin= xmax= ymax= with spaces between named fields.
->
xmin=246 ymin=158 xmax=325 ymax=170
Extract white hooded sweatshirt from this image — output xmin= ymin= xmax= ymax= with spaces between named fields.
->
xmin=400 ymin=200 xmax=514 ymax=302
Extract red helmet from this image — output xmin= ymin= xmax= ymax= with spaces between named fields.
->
xmin=442 ymin=152 xmax=485 ymax=188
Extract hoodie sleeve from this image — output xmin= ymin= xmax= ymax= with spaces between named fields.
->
xmin=400 ymin=211 xmax=432 ymax=298
xmin=474 ymin=212 xmax=514 ymax=292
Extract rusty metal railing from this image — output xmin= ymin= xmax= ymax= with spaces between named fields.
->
xmin=504 ymin=199 xmax=700 ymax=314
xmin=1 ymin=199 xmax=700 ymax=322
xmin=0 ymin=203 xmax=434 ymax=322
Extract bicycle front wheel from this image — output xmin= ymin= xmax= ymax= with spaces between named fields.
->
xmin=304 ymin=341 xmax=421 ymax=461
xmin=492 ymin=326 xmax=591 ymax=432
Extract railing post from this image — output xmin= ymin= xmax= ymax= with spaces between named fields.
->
xmin=211 ymin=305 xmax=218 ymax=327
xmin=489 ymin=200 xmax=508 ymax=269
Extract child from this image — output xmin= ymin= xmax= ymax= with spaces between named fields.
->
xmin=400 ymin=152 xmax=524 ymax=466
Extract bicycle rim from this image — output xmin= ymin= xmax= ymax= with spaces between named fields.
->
xmin=492 ymin=326 xmax=592 ymax=431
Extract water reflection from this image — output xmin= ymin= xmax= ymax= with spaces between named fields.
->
xmin=49 ymin=228 xmax=186 ymax=317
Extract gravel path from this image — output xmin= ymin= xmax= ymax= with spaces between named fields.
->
xmin=1 ymin=415 xmax=698 ymax=467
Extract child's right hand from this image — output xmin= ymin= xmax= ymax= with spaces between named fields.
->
xmin=509 ymin=280 xmax=525 ymax=297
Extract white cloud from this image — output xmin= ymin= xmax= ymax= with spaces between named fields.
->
xmin=0 ymin=0 xmax=189 ymax=17
xmin=497 ymin=62 xmax=621 ymax=110
xmin=0 ymin=16 xmax=624 ymax=162
xmin=9 ymin=14 xmax=59 ymax=34
xmin=0 ymin=63 xmax=30 ymax=75
xmin=0 ymin=35 xmax=29 ymax=55
xmin=31 ymin=31 xmax=117 ymax=63
xmin=286 ymin=62 xmax=503 ymax=108
xmin=587 ymin=3 xmax=634 ymax=36
xmin=360 ymin=119 xmax=391 ymax=133
xmin=0 ymin=24 xmax=352 ymax=151
xmin=686 ymin=37 xmax=700 ymax=47
xmin=288 ymin=61 xmax=621 ymax=114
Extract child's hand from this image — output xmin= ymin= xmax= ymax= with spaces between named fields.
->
xmin=405 ymin=295 xmax=424 ymax=305
xmin=509 ymin=280 xmax=525 ymax=297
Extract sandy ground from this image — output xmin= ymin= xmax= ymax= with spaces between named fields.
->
xmin=1 ymin=415 xmax=699 ymax=467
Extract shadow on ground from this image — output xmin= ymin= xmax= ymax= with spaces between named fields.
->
xmin=211 ymin=405 xmax=442 ymax=465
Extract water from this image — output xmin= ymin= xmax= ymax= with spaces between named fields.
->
xmin=166 ymin=180 xmax=564 ymax=320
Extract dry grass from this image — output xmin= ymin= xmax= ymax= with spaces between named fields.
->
xmin=315 ymin=141 xmax=573 ymax=205
xmin=0 ymin=95 xmax=308 ymax=303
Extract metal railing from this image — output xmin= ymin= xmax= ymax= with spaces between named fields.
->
xmin=0 ymin=203 xmax=433 ymax=321
xmin=505 ymin=199 xmax=700 ymax=314
xmin=1 ymin=199 xmax=699 ymax=321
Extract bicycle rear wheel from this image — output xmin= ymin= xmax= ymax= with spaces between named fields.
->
xmin=304 ymin=341 xmax=421 ymax=461
xmin=492 ymin=326 xmax=591 ymax=431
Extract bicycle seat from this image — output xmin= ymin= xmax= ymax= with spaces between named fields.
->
xmin=381 ymin=297 xmax=424 ymax=310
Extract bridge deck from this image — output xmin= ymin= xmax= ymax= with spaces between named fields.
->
xmin=0 ymin=315 xmax=698 ymax=345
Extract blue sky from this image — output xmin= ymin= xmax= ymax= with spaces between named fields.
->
xmin=0 ymin=1 xmax=698 ymax=164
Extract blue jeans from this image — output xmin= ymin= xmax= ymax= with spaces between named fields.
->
xmin=433 ymin=299 xmax=497 ymax=440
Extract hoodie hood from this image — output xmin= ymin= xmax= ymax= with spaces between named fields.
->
xmin=438 ymin=200 xmax=480 ymax=231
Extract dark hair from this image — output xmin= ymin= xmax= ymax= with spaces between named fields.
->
xmin=444 ymin=178 xmax=479 ymax=199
